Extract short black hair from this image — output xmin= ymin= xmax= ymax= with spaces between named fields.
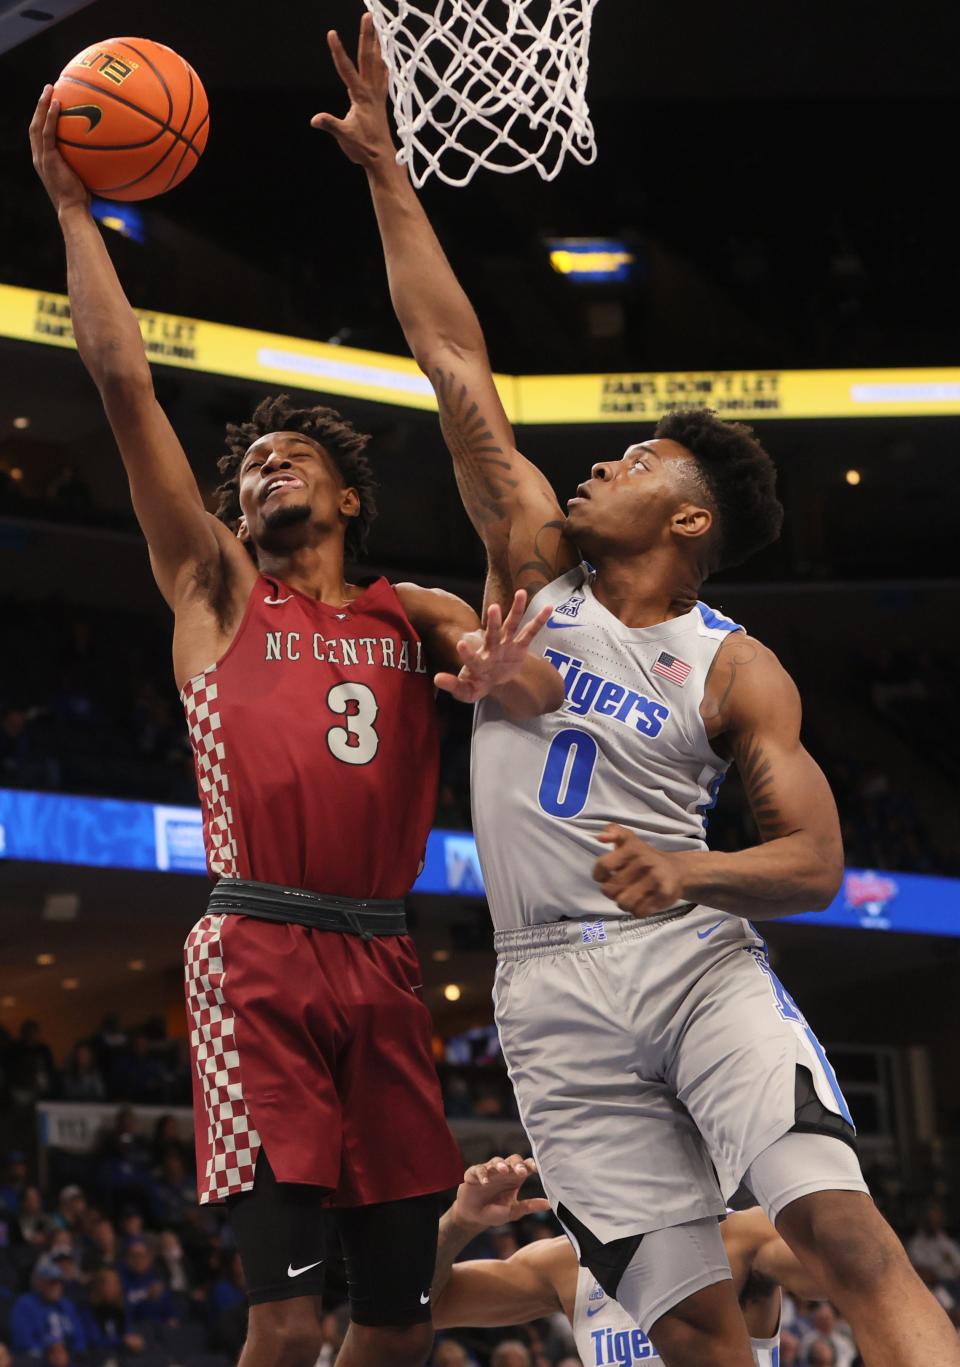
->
xmin=654 ymin=407 xmax=783 ymax=570
xmin=215 ymin=394 xmax=377 ymax=559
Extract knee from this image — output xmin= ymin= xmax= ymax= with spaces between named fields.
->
xmin=247 ymin=1303 xmax=324 ymax=1367
xmin=780 ymin=1193 xmax=905 ymax=1297
xmin=349 ymin=1320 xmax=434 ymax=1367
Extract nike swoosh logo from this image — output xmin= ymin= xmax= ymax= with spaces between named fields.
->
xmin=419 ymin=1292 xmax=430 ymax=1305
xmin=696 ymin=919 xmax=725 ymax=940
xmin=287 ymin=1260 xmax=323 ymax=1278
xmin=264 ymin=594 xmax=293 ymax=605
xmin=61 ymin=104 xmax=103 ymax=131
xmin=586 ymin=1304 xmax=604 ymax=1316
xmin=545 ymin=618 xmax=580 ymax=629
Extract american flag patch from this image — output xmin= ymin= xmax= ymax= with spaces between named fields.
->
xmin=652 ymin=651 xmax=692 ymax=685
xmin=581 ymin=919 xmax=607 ymax=945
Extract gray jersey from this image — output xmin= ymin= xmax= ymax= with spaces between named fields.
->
xmin=571 ymin=1265 xmax=781 ymax=1367
xmin=472 ymin=564 xmax=743 ymax=930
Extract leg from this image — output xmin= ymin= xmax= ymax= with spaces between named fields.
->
xmin=228 ymin=1151 xmax=331 ymax=1367
xmin=649 ymin=1282 xmax=755 ymax=1367
xmin=334 ymin=1193 xmax=443 ymax=1367
xmin=240 ymin=1298 xmax=326 ymax=1367
xmin=746 ymin=1132 xmax=960 ymax=1367
xmin=776 ymin=1189 xmax=960 ymax=1367
xmin=562 ymin=1211 xmax=755 ymax=1367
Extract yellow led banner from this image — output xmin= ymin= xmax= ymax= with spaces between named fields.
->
xmin=517 ymin=369 xmax=960 ymax=423
xmin=5 ymin=282 xmax=960 ymax=423
xmin=2 ymin=283 xmax=518 ymax=418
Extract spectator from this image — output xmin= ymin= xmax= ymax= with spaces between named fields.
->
xmin=780 ymin=1328 xmax=800 ymax=1367
xmin=61 ymin=1045 xmax=106 ymax=1103
xmin=490 ymin=1343 xmax=531 ymax=1367
xmin=119 ymin=1241 xmax=176 ymax=1329
xmin=0 ymin=1343 xmax=12 ymax=1367
xmin=53 ymin=1188 xmax=86 ymax=1236
xmin=806 ymin=1340 xmax=837 ymax=1367
xmin=799 ymin=1305 xmax=854 ymax=1367
xmin=84 ymin=1217 xmax=119 ymax=1274
xmin=432 ymin=1343 xmax=470 ymax=1367
xmin=206 ymin=1249 xmax=244 ymax=1322
xmin=17 ymin=1187 xmax=53 ymax=1247
xmin=155 ymin=1231 xmax=190 ymax=1299
xmin=6 ymin=1023 xmax=56 ymax=1106
xmin=907 ymin=1201 xmax=960 ymax=1300
xmin=9 ymin=1259 xmax=87 ymax=1358
xmin=149 ymin=1117 xmax=190 ymax=1172
xmin=78 ymin=1267 xmax=147 ymax=1357
xmin=150 ymin=1154 xmax=196 ymax=1229
xmin=0 ymin=1153 xmax=29 ymax=1215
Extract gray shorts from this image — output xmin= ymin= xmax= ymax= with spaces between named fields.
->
xmin=493 ymin=908 xmax=865 ymax=1247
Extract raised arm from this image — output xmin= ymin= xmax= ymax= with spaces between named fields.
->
xmin=594 ymin=636 xmax=844 ymax=920
xmin=29 ymin=87 xmax=236 ymax=610
xmin=313 ymin=17 xmax=578 ymax=608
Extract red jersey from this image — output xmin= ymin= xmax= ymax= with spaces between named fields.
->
xmin=180 ymin=573 xmax=439 ymax=898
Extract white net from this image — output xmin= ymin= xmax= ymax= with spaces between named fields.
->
xmin=362 ymin=0 xmax=600 ymax=188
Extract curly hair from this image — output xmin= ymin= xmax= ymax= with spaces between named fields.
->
xmin=653 ymin=407 xmax=783 ymax=570
xmin=215 ymin=394 xmax=377 ymax=559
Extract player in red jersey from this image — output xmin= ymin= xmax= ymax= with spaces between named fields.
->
xmin=30 ymin=88 xmax=563 ymax=1367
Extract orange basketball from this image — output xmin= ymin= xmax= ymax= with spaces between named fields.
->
xmin=53 ymin=37 xmax=209 ymax=202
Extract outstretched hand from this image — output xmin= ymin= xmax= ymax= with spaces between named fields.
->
xmin=311 ymin=13 xmax=394 ymax=168
xmin=451 ymin=1155 xmax=550 ymax=1232
xmin=435 ymin=591 xmax=552 ymax=704
xmin=29 ymin=84 xmax=89 ymax=215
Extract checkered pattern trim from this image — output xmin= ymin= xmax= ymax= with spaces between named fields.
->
xmin=185 ymin=914 xmax=261 ymax=1203
xmin=181 ymin=669 xmax=239 ymax=878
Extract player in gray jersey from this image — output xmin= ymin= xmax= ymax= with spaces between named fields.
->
xmin=430 ymin=1156 xmax=824 ymax=1367
xmin=319 ymin=18 xmax=960 ymax=1367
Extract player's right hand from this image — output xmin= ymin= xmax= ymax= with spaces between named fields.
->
xmin=29 ymin=85 xmax=90 ymax=215
xmin=312 ymin=14 xmax=395 ymax=170
xmin=451 ymin=1155 xmax=551 ymax=1232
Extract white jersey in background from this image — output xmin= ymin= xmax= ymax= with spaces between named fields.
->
xmin=472 ymin=564 xmax=744 ymax=931
xmin=571 ymin=1265 xmax=781 ymax=1367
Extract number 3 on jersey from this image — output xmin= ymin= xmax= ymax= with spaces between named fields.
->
xmin=538 ymin=728 xmax=598 ymax=818
xmin=326 ymin=682 xmax=379 ymax=765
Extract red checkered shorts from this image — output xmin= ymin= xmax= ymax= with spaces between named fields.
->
xmin=184 ymin=912 xmax=462 ymax=1206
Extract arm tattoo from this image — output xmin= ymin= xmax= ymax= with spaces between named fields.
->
xmin=733 ymin=732 xmax=789 ymax=841
xmin=432 ymin=367 xmax=518 ymax=526
xmin=515 ymin=519 xmax=569 ymax=597
xmin=700 ymin=637 xmax=759 ymax=723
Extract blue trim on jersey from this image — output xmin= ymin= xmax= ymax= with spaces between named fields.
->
xmin=696 ymin=601 xmax=742 ymax=634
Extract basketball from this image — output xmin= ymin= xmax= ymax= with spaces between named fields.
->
xmin=52 ymin=37 xmax=209 ymax=202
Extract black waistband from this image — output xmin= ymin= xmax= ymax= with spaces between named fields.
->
xmin=208 ymin=879 xmax=407 ymax=940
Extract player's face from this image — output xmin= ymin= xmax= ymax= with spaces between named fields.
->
xmin=236 ymin=432 xmax=357 ymax=551
xmin=565 ymin=438 xmax=705 ymax=555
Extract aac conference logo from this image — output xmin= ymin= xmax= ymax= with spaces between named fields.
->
xmin=844 ymin=870 xmax=899 ymax=930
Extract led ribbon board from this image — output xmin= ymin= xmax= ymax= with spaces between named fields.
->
xmin=5 ymin=283 xmax=960 ymax=422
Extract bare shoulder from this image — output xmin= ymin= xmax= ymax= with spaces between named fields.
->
xmin=393 ymin=581 xmax=479 ymax=633
xmin=513 ymin=1236 xmax=575 ymax=1301
xmin=700 ymin=632 xmax=799 ymax=739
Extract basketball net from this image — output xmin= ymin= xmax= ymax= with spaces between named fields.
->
xmin=362 ymin=0 xmax=599 ymax=187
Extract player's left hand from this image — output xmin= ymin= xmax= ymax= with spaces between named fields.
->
xmin=593 ymin=825 xmax=687 ymax=917
xmin=435 ymin=591 xmax=552 ymax=703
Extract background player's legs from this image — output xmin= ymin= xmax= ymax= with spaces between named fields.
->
xmin=333 ymin=1193 xmax=442 ymax=1367
xmin=647 ymin=1282 xmax=755 ymax=1367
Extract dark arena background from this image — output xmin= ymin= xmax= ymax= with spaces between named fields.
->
xmin=1 ymin=2 xmax=959 ymax=1364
